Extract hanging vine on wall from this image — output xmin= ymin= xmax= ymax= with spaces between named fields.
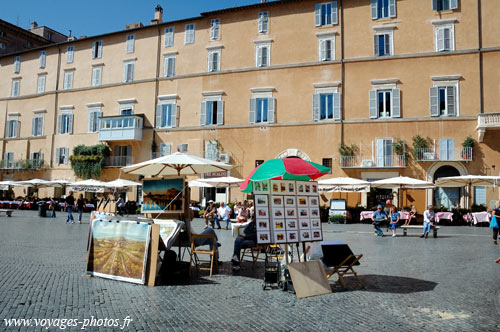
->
xmin=69 ymin=144 xmax=110 ymax=179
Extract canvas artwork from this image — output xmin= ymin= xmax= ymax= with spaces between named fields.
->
xmin=87 ymin=219 xmax=151 ymax=284
xmin=142 ymin=178 xmax=184 ymax=213
xmin=274 ymin=231 xmax=287 ymax=243
xmin=310 ymin=219 xmax=321 ymax=229
xmin=285 ymin=196 xmax=296 ymax=207
xmin=286 ymin=219 xmax=298 ymax=231
xmin=154 ymin=220 xmax=182 ymax=250
xmin=286 ymin=181 xmax=296 ymax=195
xmin=272 ymin=207 xmax=285 ymax=219
xmin=311 ymin=182 xmax=318 ymax=194
xmin=297 ymin=183 xmax=305 ymax=194
xmin=256 ymin=207 xmax=269 ymax=218
xmin=300 ymin=229 xmax=311 ymax=241
xmin=257 ymin=231 xmax=271 ymax=244
xmin=287 ymin=231 xmax=299 ymax=243
xmin=280 ymin=181 xmax=287 ymax=193
xmin=253 ymin=181 xmax=270 ymax=194
xmin=257 ymin=219 xmax=270 ymax=231
xmin=312 ymin=230 xmax=323 ymax=241
xmin=272 ymin=182 xmax=280 ymax=194
xmin=299 ymin=208 xmax=309 ymax=218
xmin=285 ymin=208 xmax=296 ymax=218
xmin=273 ymin=219 xmax=286 ymax=231
xmin=309 ymin=208 xmax=320 ymax=218
xmin=299 ymin=219 xmax=310 ymax=229
xmin=255 ymin=195 xmax=269 ymax=207
xmin=308 ymin=197 xmax=319 ymax=207
xmin=297 ymin=196 xmax=309 ymax=207
xmin=272 ymin=196 xmax=284 ymax=207
xmin=304 ymin=183 xmax=311 ymax=194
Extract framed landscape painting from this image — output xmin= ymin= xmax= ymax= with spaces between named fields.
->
xmin=142 ymin=178 xmax=184 ymax=213
xmin=87 ymin=219 xmax=151 ymax=284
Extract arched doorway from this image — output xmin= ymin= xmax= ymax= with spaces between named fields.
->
xmin=433 ymin=165 xmax=461 ymax=209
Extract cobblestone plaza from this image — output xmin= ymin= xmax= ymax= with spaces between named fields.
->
xmin=1 ymin=211 xmax=499 ymax=331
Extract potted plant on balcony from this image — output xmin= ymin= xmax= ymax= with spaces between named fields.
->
xmin=393 ymin=139 xmax=409 ymax=166
xmin=70 ymin=144 xmax=110 ymax=179
xmin=338 ymin=143 xmax=358 ymax=167
xmin=412 ymin=135 xmax=432 ymax=161
xmin=461 ymin=136 xmax=474 ymax=161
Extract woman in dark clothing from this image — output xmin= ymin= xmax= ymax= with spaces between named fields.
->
xmin=231 ymin=216 xmax=257 ymax=271
xmin=77 ymin=194 xmax=85 ymax=224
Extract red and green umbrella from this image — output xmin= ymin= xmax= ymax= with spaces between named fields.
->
xmin=240 ymin=158 xmax=331 ymax=193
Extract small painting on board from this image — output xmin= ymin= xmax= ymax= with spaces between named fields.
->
xmin=274 ymin=231 xmax=287 ymax=243
xmin=272 ymin=196 xmax=284 ymax=207
xmin=142 ymin=178 xmax=184 ymax=213
xmin=299 ymin=208 xmax=309 ymax=218
xmin=311 ymin=219 xmax=321 ymax=229
xmin=257 ymin=219 xmax=270 ymax=231
xmin=286 ymin=219 xmax=298 ymax=230
xmin=309 ymin=208 xmax=320 ymax=218
xmin=312 ymin=230 xmax=323 ymax=241
xmin=285 ymin=196 xmax=296 ymax=207
xmin=298 ymin=196 xmax=309 ymax=207
xmin=300 ymin=230 xmax=311 ymax=241
xmin=299 ymin=219 xmax=310 ymax=229
xmin=308 ymin=197 xmax=319 ymax=207
xmin=287 ymin=231 xmax=299 ymax=243
xmin=255 ymin=195 xmax=269 ymax=207
xmin=286 ymin=208 xmax=297 ymax=218
xmin=258 ymin=231 xmax=271 ymax=244
xmin=256 ymin=207 xmax=269 ymax=218
xmin=253 ymin=181 xmax=270 ymax=194
xmin=273 ymin=219 xmax=286 ymax=231
xmin=272 ymin=208 xmax=285 ymax=219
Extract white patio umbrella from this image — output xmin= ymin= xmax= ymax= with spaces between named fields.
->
xmin=371 ymin=176 xmax=435 ymax=208
xmin=105 ymin=179 xmax=142 ymax=188
xmin=435 ymin=175 xmax=500 ymax=208
xmin=318 ymin=177 xmax=371 ymax=192
xmin=196 ymin=176 xmax=244 ymax=203
xmin=188 ymin=180 xmax=215 ymax=188
xmin=17 ymin=179 xmax=54 ymax=188
xmin=69 ymin=179 xmax=109 ymax=193
xmin=0 ymin=180 xmax=23 ymax=191
xmin=121 ymin=152 xmax=234 ymax=177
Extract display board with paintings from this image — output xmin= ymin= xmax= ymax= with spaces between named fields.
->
xmin=255 ymin=180 xmax=322 ymax=244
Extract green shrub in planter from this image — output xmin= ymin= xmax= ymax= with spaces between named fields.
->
xmin=328 ymin=214 xmax=346 ymax=224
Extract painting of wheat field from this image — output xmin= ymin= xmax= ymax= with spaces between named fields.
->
xmin=87 ymin=220 xmax=151 ymax=284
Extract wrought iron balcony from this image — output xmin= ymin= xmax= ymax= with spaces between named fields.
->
xmin=415 ymin=147 xmax=472 ymax=162
xmin=98 ymin=115 xmax=143 ymax=141
xmin=340 ymin=155 xmax=407 ymax=168
xmin=0 ymin=159 xmax=44 ymax=171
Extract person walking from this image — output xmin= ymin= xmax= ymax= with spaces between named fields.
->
xmin=420 ymin=205 xmax=435 ymax=238
xmin=388 ymin=205 xmax=400 ymax=237
xmin=76 ymin=194 xmax=85 ymax=224
xmin=65 ymin=191 xmax=75 ymax=224
xmin=371 ymin=205 xmax=387 ymax=237
xmin=490 ymin=201 xmax=500 ymax=245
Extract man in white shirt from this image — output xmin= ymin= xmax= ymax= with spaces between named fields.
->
xmin=216 ymin=202 xmax=232 ymax=230
xmin=420 ymin=205 xmax=435 ymax=238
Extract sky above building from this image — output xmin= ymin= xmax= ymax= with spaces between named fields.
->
xmin=3 ymin=0 xmax=261 ymax=38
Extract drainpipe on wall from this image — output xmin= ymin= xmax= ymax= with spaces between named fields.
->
xmin=152 ymin=24 xmax=162 ymax=157
xmin=340 ymin=0 xmax=345 ymax=144
xmin=478 ymin=0 xmax=483 ymax=114
xmin=50 ymin=46 xmax=62 ymax=169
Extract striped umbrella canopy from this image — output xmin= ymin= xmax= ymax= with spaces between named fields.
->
xmin=240 ymin=158 xmax=330 ymax=193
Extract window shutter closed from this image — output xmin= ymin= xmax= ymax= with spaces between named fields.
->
xmin=314 ymin=4 xmax=321 ymax=26
xmin=437 ymin=28 xmax=444 ymax=51
xmin=384 ymin=35 xmax=390 ymax=55
xmin=92 ymin=42 xmax=96 ymax=58
xmin=57 ymin=115 xmax=63 ymax=134
xmin=443 ymin=28 xmax=451 ymax=50
xmin=217 ymin=101 xmax=224 ymax=125
xmin=369 ymin=90 xmax=378 ymax=118
xmin=249 ymin=98 xmax=256 ymax=124
xmin=210 ymin=22 xmax=216 ymax=39
xmin=56 ymin=148 xmax=61 ymax=164
xmin=126 ymin=35 xmax=134 ymax=53
xmin=257 ymin=47 xmax=263 ymax=67
xmin=376 ymin=139 xmax=385 ymax=166
xmin=333 ymin=92 xmax=341 ymax=120
xmin=440 ymin=139 xmax=449 ymax=160
xmin=331 ymin=1 xmax=338 ymax=24
xmin=319 ymin=40 xmax=326 ymax=61
xmin=268 ymin=98 xmax=275 ymax=123
xmin=64 ymin=148 xmax=69 ymax=164
xmin=40 ymin=51 xmax=46 ymax=68
xmin=155 ymin=105 xmax=162 ymax=128
xmin=258 ymin=13 xmax=264 ymax=32
xmin=312 ymin=93 xmax=320 ymax=121
xmin=32 ymin=117 xmax=36 ymax=136
xmin=68 ymin=114 xmax=73 ymax=134
xmin=97 ymin=41 xmax=102 ymax=58
xmin=374 ymin=35 xmax=380 ymax=56
xmin=450 ymin=0 xmax=458 ymax=10
xmin=88 ymin=112 xmax=94 ymax=132
xmin=200 ymin=101 xmax=207 ymax=126
xmin=448 ymin=138 xmax=455 ymax=160
xmin=432 ymin=0 xmax=438 ymax=11
xmin=371 ymin=0 xmax=378 ymax=19
xmin=392 ymin=88 xmax=401 ymax=117
xmin=171 ymin=105 xmax=178 ymax=128
xmin=430 ymin=87 xmax=439 ymax=116
xmin=447 ymin=86 xmax=456 ymax=116
xmin=389 ymin=0 xmax=396 ymax=17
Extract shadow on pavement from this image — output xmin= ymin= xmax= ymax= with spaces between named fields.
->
xmin=336 ymin=274 xmax=438 ymax=294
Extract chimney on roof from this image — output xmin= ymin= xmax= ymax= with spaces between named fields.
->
xmin=30 ymin=21 xmax=38 ymax=30
xmin=151 ymin=5 xmax=163 ymax=25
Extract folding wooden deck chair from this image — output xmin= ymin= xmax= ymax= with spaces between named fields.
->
xmin=189 ymin=234 xmax=218 ymax=277
xmin=240 ymin=244 xmax=267 ymax=268
xmin=321 ymin=241 xmax=363 ymax=288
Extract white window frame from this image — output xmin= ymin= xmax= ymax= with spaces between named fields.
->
xmin=255 ymin=42 xmax=271 ymax=68
xmin=4 ymin=152 xmax=14 ymax=168
xmin=371 ymin=0 xmax=397 ymax=20
xmin=32 ymin=113 xmax=44 ymax=137
xmin=369 ymin=81 xmax=401 ymax=119
xmin=258 ymin=11 xmax=269 ymax=33
xmin=434 ymin=23 xmax=455 ymax=52
xmin=376 ymin=138 xmax=394 ymax=167
xmin=14 ymin=56 xmax=20 ymax=73
xmin=373 ymin=30 xmax=394 ymax=56
xmin=63 ymin=70 xmax=74 ymax=90
xmin=87 ymin=106 xmax=102 ymax=133
xmin=37 ymin=74 xmax=46 ymax=94
xmin=177 ymin=144 xmax=188 ymax=153
xmin=200 ymin=93 xmax=224 ymax=126
xmin=314 ymin=2 xmax=338 ymax=27
xmin=163 ymin=54 xmax=176 ymax=77
xmin=210 ymin=18 xmax=220 ymax=40
xmin=313 ymin=85 xmax=341 ymax=121
xmin=185 ymin=23 xmax=195 ymax=44
xmin=156 ymin=101 xmax=178 ymax=129
xmin=58 ymin=110 xmax=74 ymax=135
xmin=126 ymin=34 xmax=135 ymax=54
xmin=432 ymin=0 xmax=458 ymax=12
xmin=164 ymin=27 xmax=174 ymax=47
xmin=123 ymin=59 xmax=135 ymax=83
xmin=207 ymin=48 xmax=221 ymax=72
xmin=11 ymin=79 xmax=20 ymax=97
xmin=39 ymin=50 xmax=46 ymax=68
xmin=118 ymin=100 xmax=135 ymax=115
xmin=5 ymin=115 xmax=19 ymax=138
xmin=160 ymin=143 xmax=173 ymax=156
xmin=91 ymin=65 xmax=102 ymax=87
xmin=317 ymin=34 xmax=335 ymax=61
xmin=56 ymin=147 xmax=69 ymax=165
xmin=91 ymin=40 xmax=103 ymax=59
xmin=249 ymin=89 xmax=275 ymax=124
xmin=430 ymin=79 xmax=459 ymax=117
xmin=66 ymin=45 xmax=74 ymax=64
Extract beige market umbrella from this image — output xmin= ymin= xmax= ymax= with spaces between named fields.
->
xmin=435 ymin=175 xmax=500 ymax=208
xmin=371 ymin=176 xmax=435 ymax=208
xmin=105 ymin=179 xmax=142 ymax=188
xmin=196 ymin=176 xmax=244 ymax=202
xmin=188 ymin=180 xmax=215 ymax=188
xmin=0 ymin=180 xmax=23 ymax=191
xmin=69 ymin=179 xmax=109 ymax=193
xmin=318 ymin=177 xmax=371 ymax=192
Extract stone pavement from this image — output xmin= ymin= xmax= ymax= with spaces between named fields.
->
xmin=0 ymin=210 xmax=499 ymax=331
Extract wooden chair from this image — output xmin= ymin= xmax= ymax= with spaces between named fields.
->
xmin=240 ymin=244 xmax=266 ymax=268
xmin=321 ymin=241 xmax=364 ymax=289
xmin=189 ymin=234 xmax=218 ymax=277
xmin=325 ymin=254 xmax=363 ymax=288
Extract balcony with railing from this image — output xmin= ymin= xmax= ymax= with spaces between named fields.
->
xmin=340 ymin=155 xmax=407 ymax=168
xmin=415 ymin=147 xmax=473 ymax=162
xmin=477 ymin=113 xmax=500 ymax=142
xmin=98 ymin=115 xmax=143 ymax=141
xmin=0 ymin=159 xmax=44 ymax=171
xmin=104 ymin=156 xmax=134 ymax=167
xmin=339 ymin=141 xmax=407 ymax=169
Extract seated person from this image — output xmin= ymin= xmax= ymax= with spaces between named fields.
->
xmin=237 ymin=203 xmax=250 ymax=223
xmin=189 ymin=209 xmax=221 ymax=262
xmin=216 ymin=202 xmax=232 ymax=230
xmin=203 ymin=200 xmax=217 ymax=228
xmin=231 ymin=216 xmax=257 ymax=271
xmin=388 ymin=205 xmax=400 ymax=237
xmin=403 ymin=205 xmax=416 ymax=226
